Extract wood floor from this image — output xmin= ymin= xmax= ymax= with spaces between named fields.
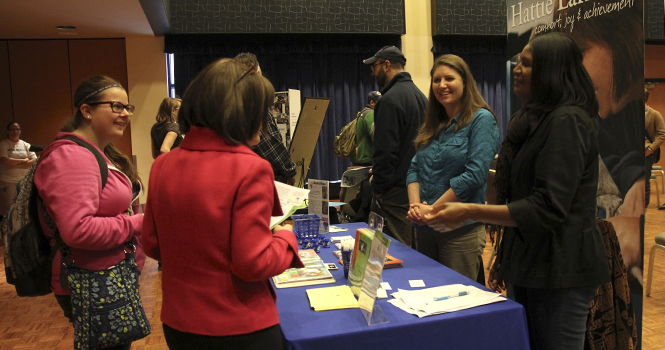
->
xmin=1 ymin=191 xmax=665 ymax=349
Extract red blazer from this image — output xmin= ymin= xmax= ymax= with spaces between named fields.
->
xmin=142 ymin=126 xmax=303 ymax=336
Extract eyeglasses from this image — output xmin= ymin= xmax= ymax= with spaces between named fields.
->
xmin=173 ymin=107 xmax=180 ymax=110
xmin=7 ymin=128 xmax=20 ymax=132
xmin=236 ymin=64 xmax=257 ymax=83
xmin=510 ymin=54 xmax=521 ymax=67
xmin=370 ymin=60 xmax=385 ymax=72
xmin=88 ymin=101 xmax=135 ymax=115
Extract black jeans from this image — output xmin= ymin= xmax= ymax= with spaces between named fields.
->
xmin=163 ymin=323 xmax=284 ymax=350
xmin=55 ymin=294 xmax=132 ymax=350
xmin=512 ymin=285 xmax=598 ymax=350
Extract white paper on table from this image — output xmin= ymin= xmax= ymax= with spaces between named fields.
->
xmin=270 ymin=182 xmax=310 ymax=229
xmin=388 ymin=284 xmax=506 ymax=318
xmin=331 ymin=235 xmax=354 ymax=243
xmin=409 ymin=280 xmax=426 ymax=288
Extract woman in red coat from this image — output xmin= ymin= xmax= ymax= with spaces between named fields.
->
xmin=142 ymin=58 xmax=302 ymax=350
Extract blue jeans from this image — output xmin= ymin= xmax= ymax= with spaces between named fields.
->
xmin=512 ymin=285 xmax=598 ymax=350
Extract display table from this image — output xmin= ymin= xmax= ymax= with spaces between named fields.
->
xmin=275 ymin=222 xmax=530 ymax=350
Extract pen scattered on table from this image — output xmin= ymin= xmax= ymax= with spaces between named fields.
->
xmin=433 ymin=291 xmax=469 ymax=301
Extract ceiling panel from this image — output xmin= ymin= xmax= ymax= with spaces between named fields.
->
xmin=0 ymin=0 xmax=155 ymax=39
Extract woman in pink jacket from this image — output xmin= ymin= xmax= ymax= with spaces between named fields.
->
xmin=142 ymin=58 xmax=302 ymax=349
xmin=34 ymin=76 xmax=144 ymax=350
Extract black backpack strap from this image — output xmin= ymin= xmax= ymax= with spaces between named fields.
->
xmin=60 ymin=136 xmax=108 ymax=189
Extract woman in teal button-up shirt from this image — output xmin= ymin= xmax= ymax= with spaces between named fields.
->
xmin=406 ymin=54 xmax=500 ymax=280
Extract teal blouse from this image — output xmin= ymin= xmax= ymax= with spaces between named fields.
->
xmin=406 ymin=108 xmax=500 ymax=211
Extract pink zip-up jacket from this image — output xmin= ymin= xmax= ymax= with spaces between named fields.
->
xmin=34 ymin=132 xmax=144 ymax=295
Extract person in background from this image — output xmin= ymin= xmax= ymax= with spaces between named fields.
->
xmin=34 ymin=75 xmax=144 ymax=350
xmin=0 ymin=122 xmax=37 ymax=217
xmin=406 ymin=54 xmax=500 ymax=281
xmin=424 ymin=33 xmax=609 ymax=350
xmin=644 ymin=88 xmax=665 ymax=208
xmin=235 ymin=52 xmax=297 ymax=185
xmin=353 ymin=91 xmax=380 ymax=166
xmin=363 ymin=45 xmax=428 ymax=247
xmin=151 ymin=97 xmax=183 ymax=159
xmin=337 ymin=90 xmax=381 ymax=222
xmin=142 ymin=58 xmax=302 ymax=350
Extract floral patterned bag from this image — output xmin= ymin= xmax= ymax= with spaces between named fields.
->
xmin=42 ymin=203 xmax=151 ymax=349
xmin=65 ymin=247 xmax=151 ymax=349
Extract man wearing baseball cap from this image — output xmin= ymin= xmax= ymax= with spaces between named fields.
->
xmin=364 ymin=46 xmax=427 ymax=248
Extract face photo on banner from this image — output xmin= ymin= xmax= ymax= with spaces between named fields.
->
xmin=552 ymin=0 xmax=644 ymax=283
xmin=506 ymin=0 xmax=644 ymax=345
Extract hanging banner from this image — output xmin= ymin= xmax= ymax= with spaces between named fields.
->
xmin=506 ymin=0 xmax=644 ymax=347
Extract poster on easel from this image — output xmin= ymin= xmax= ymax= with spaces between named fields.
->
xmin=289 ymin=97 xmax=331 ymax=188
xmin=506 ymin=0 xmax=644 ymax=346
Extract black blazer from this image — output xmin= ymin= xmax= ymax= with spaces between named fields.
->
xmin=497 ymin=106 xmax=610 ymax=289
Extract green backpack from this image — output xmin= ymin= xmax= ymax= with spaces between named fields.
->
xmin=333 ymin=108 xmax=370 ymax=160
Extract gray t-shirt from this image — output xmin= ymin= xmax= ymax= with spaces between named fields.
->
xmin=0 ymin=139 xmax=36 ymax=183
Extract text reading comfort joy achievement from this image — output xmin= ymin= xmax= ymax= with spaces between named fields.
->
xmin=510 ymin=0 xmax=635 ymax=33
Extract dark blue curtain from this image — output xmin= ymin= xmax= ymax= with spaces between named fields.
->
xmin=432 ymin=35 xmax=508 ymax=139
xmin=165 ymin=34 xmax=400 ymax=182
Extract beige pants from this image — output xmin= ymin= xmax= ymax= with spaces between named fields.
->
xmin=415 ymin=222 xmax=486 ymax=281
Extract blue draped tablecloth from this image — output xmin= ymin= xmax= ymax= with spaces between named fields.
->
xmin=275 ymin=222 xmax=530 ymax=350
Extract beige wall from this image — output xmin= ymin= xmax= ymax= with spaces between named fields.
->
xmin=402 ymin=1 xmax=433 ymax=97
xmin=126 ymin=36 xmax=168 ymax=204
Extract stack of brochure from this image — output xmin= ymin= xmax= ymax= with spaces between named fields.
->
xmin=387 ymin=284 xmax=506 ymax=318
xmin=272 ymin=250 xmax=335 ymax=288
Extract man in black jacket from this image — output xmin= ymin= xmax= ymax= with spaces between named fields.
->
xmin=363 ymin=46 xmax=427 ymax=247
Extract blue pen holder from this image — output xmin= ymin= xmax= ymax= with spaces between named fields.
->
xmin=292 ymin=214 xmax=322 ymax=238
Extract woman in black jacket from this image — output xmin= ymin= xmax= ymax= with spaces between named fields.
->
xmin=424 ymin=32 xmax=610 ymax=350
